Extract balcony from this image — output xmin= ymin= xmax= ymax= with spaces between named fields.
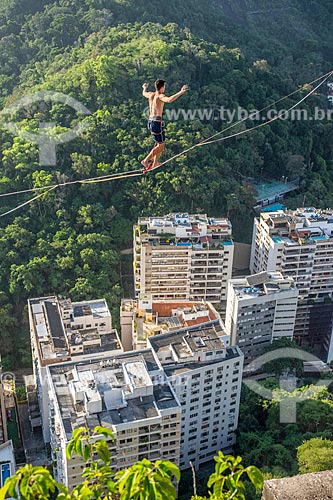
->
xmin=150 ymin=424 xmax=161 ymax=432
xmin=150 ymin=433 xmax=161 ymax=442
xmin=139 ymin=436 xmax=149 ymax=444
xmin=150 ymin=442 xmax=160 ymax=451
xmin=138 ymin=445 xmax=149 ymax=453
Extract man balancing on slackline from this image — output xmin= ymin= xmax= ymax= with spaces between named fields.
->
xmin=141 ymin=79 xmax=188 ymax=172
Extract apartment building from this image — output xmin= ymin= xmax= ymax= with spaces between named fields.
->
xmin=30 ymin=298 xmax=244 ymax=485
xmin=148 ymin=326 xmax=243 ymax=470
xmin=47 ymin=351 xmax=181 ymax=489
xmin=225 ymin=271 xmax=298 ymax=364
xmin=250 ymin=208 xmax=333 ymax=361
xmin=28 ymin=296 xmax=123 ymax=442
xmin=120 ymin=295 xmax=225 ymax=351
xmin=0 ymin=364 xmax=15 ymax=488
xmin=0 ymin=440 xmax=15 ymax=489
xmin=134 ymin=213 xmax=234 ymax=304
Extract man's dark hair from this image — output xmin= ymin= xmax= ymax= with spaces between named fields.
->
xmin=155 ymin=79 xmax=165 ymax=91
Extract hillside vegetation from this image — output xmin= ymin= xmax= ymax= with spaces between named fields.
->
xmin=0 ymin=0 xmax=332 ymax=368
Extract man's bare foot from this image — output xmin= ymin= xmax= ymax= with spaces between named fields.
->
xmin=141 ymin=160 xmax=150 ymax=169
xmin=142 ymin=160 xmax=154 ymax=173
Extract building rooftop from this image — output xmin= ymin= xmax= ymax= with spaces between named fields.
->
xmin=260 ymin=208 xmax=333 ymax=246
xmin=131 ymin=298 xmax=223 ymax=345
xmin=29 ymin=296 xmax=122 ymax=365
xmin=48 ymin=351 xmax=179 ymax=439
xmin=136 ymin=213 xmax=232 ymax=249
xmin=149 ymin=323 xmax=226 ymax=352
xmin=121 ymin=299 xmax=135 ymax=313
xmin=138 ymin=213 xmax=231 ymax=231
xmin=148 ymin=323 xmax=240 ymax=376
xmin=161 ymin=345 xmax=241 ymax=378
xmin=72 ymin=301 xmax=110 ymax=319
xmin=231 ymin=272 xmax=297 ymax=300
xmin=254 ymin=179 xmax=299 ymax=203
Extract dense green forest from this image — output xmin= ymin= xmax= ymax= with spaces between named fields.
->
xmin=235 ymin=377 xmax=333 ymax=498
xmin=0 ymin=0 xmax=332 ymax=369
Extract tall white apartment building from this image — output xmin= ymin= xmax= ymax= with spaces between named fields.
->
xmin=28 ymin=296 xmax=123 ymax=442
xmin=225 ymin=271 xmax=298 ymax=364
xmin=250 ymin=208 xmax=333 ymax=360
xmin=47 ymin=350 xmax=181 ymax=489
xmin=148 ymin=326 xmax=243 ymax=470
xmin=134 ymin=213 xmax=234 ymax=304
xmin=30 ymin=295 xmax=243 ymax=484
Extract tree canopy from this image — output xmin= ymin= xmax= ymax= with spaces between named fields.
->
xmin=297 ymin=437 xmax=333 ymax=474
xmin=236 ymin=380 xmax=333 ymax=477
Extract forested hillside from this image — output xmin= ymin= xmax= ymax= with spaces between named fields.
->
xmin=0 ymin=0 xmax=332 ymax=369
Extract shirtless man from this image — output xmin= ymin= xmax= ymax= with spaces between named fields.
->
xmin=141 ymin=79 xmax=188 ymax=172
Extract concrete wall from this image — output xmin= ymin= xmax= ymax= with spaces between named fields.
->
xmin=233 ymin=242 xmax=251 ymax=272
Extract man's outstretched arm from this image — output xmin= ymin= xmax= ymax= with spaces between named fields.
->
xmin=160 ymin=85 xmax=188 ymax=103
xmin=142 ymin=82 xmax=152 ymax=98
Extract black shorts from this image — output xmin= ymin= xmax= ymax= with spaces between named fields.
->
xmin=148 ymin=119 xmax=165 ymax=144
